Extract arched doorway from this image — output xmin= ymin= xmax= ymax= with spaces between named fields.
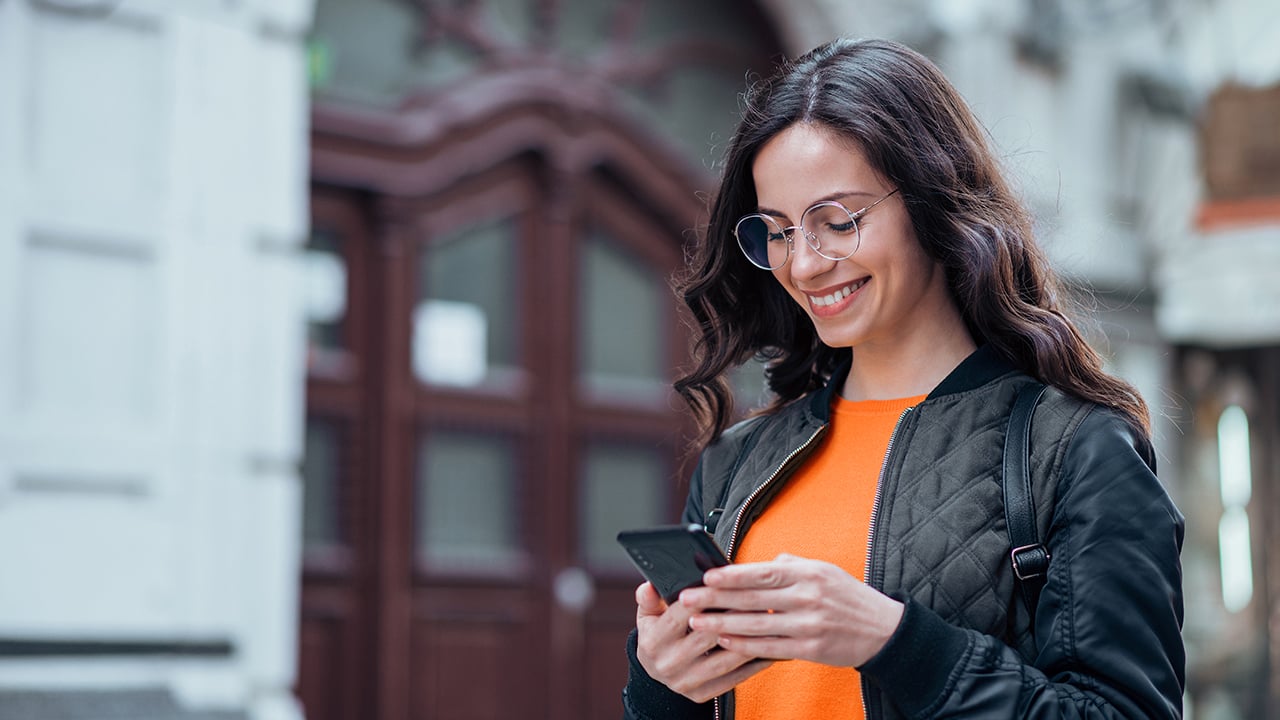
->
xmin=296 ymin=2 xmax=783 ymax=718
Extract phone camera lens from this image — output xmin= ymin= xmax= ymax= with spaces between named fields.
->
xmin=628 ymin=549 xmax=655 ymax=570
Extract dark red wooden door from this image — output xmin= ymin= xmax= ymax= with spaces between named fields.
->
xmin=298 ymin=136 xmax=699 ymax=719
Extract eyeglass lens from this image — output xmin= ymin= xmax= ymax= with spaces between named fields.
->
xmin=735 ymin=202 xmax=861 ymax=270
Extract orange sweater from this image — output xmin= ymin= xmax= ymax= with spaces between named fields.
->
xmin=734 ymin=394 xmax=924 ymax=720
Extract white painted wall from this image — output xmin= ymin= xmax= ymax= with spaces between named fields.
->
xmin=0 ymin=0 xmax=314 ymax=718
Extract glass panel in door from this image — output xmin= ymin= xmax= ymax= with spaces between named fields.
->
xmin=578 ymin=230 xmax=666 ymax=403
xmin=414 ymin=216 xmax=521 ymax=390
xmin=301 ymin=417 xmax=347 ymax=553
xmin=415 ymin=429 xmax=521 ymax=571
xmin=304 ymin=227 xmax=351 ymax=376
xmin=580 ymin=441 xmax=666 ymax=571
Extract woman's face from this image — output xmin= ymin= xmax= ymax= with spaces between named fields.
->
xmin=751 ymin=122 xmax=960 ymax=353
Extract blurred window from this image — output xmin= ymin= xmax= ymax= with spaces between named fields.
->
xmin=1202 ymin=84 xmax=1280 ymax=201
xmin=580 ymin=442 xmax=665 ymax=570
xmin=304 ymin=227 xmax=350 ymax=377
xmin=578 ymin=230 xmax=665 ymax=403
xmin=414 ymin=216 xmax=520 ymax=389
xmin=416 ymin=429 xmax=521 ymax=570
xmin=1216 ymin=404 xmax=1254 ymax=613
xmin=301 ymin=417 xmax=346 ymax=552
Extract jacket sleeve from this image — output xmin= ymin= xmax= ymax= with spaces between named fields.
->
xmin=858 ymin=408 xmax=1186 ymax=719
xmin=622 ymin=458 xmax=716 ymax=720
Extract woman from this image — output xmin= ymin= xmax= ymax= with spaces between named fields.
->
xmin=622 ymin=38 xmax=1185 ymax=719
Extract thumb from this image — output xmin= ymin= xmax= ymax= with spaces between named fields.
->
xmin=635 ymin=582 xmax=667 ymax=614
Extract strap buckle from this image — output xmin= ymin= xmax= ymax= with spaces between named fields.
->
xmin=705 ymin=508 xmax=725 ymax=534
xmin=1011 ymin=543 xmax=1050 ymax=581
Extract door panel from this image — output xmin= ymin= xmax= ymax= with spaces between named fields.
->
xmin=410 ymin=588 xmax=542 ymax=719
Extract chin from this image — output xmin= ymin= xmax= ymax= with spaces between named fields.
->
xmin=815 ymin=330 xmax=859 ymax=349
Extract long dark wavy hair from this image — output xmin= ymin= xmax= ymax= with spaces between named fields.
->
xmin=675 ymin=37 xmax=1150 ymax=446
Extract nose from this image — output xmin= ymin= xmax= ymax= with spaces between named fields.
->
xmin=787 ymin=230 xmax=836 ymax=280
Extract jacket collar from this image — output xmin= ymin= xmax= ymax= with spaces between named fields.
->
xmin=807 ymin=344 xmax=1017 ymax=422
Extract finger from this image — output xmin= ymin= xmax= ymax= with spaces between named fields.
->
xmin=662 ymin=649 xmax=763 ymax=702
xmin=640 ymin=599 xmax=697 ymax=642
xmin=682 ymin=586 xmax=791 ymax=613
xmin=690 ymin=608 xmax=798 ymax=637
xmin=715 ymin=634 xmax=808 ymax=662
xmin=694 ymin=649 xmax=770 ymax=684
xmin=683 ymin=658 xmax=776 ymax=704
xmin=639 ymin=622 xmax=726 ymax=681
xmin=702 ymin=561 xmax=793 ymax=590
xmin=674 ymin=622 xmax=728 ymax=658
xmin=635 ymin=582 xmax=667 ymax=614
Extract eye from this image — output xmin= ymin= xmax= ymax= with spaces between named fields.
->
xmin=825 ymin=220 xmax=856 ymax=234
xmin=766 ymin=230 xmax=789 ymax=244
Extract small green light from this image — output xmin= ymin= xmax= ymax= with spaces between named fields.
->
xmin=307 ymin=37 xmax=333 ymax=90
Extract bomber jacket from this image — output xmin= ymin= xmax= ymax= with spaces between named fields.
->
xmin=623 ymin=345 xmax=1185 ymax=719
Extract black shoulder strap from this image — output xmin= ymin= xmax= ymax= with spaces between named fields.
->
xmin=1004 ymin=382 xmax=1050 ymax=614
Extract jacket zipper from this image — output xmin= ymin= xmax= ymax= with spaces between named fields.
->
xmin=725 ymin=424 xmax=828 ymax=560
xmin=714 ymin=423 xmax=828 ymax=720
xmin=860 ymin=406 xmax=913 ymax=720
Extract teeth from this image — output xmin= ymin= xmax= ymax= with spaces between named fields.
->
xmin=809 ymin=280 xmax=864 ymax=306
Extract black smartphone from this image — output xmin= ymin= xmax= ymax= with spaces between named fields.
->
xmin=616 ymin=524 xmax=730 ymax=604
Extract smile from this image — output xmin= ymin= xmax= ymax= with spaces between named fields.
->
xmin=807 ymin=279 xmax=867 ymax=307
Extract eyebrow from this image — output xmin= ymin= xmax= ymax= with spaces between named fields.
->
xmin=756 ymin=190 xmax=878 ymax=219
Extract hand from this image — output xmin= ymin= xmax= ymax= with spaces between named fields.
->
xmin=634 ymin=581 xmax=774 ymax=703
xmin=681 ymin=553 xmax=904 ymax=668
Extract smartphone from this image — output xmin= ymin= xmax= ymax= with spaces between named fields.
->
xmin=616 ymin=524 xmax=730 ymax=604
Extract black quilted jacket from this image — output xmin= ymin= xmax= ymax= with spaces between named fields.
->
xmin=623 ymin=346 xmax=1185 ymax=719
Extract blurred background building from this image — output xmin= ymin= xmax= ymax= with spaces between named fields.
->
xmin=0 ymin=0 xmax=1276 ymax=719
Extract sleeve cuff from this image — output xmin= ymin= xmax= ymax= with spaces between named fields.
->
xmin=856 ymin=594 xmax=972 ymax=718
xmin=623 ymin=627 xmax=708 ymax=720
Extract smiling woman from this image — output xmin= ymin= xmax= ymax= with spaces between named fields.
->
xmin=623 ymin=38 xmax=1186 ymax=720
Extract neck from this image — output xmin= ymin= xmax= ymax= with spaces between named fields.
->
xmin=840 ymin=324 xmax=977 ymax=401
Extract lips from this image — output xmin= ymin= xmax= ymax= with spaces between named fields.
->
xmin=807 ymin=278 xmax=867 ymax=307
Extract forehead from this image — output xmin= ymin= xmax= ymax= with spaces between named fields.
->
xmin=751 ymin=123 xmax=881 ymax=213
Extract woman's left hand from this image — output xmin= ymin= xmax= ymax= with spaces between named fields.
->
xmin=681 ymin=553 xmax=904 ymax=668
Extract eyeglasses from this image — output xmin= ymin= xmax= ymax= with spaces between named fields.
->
xmin=734 ymin=189 xmax=900 ymax=270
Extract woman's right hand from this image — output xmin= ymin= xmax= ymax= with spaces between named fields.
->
xmin=634 ymin=581 xmax=774 ymax=703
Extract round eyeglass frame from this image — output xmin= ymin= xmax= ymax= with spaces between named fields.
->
xmin=733 ymin=189 xmax=900 ymax=270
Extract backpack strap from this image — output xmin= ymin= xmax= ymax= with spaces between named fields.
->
xmin=1004 ymin=382 xmax=1050 ymax=615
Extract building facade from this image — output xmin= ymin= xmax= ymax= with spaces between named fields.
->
xmin=0 ymin=0 xmax=1276 ymax=718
